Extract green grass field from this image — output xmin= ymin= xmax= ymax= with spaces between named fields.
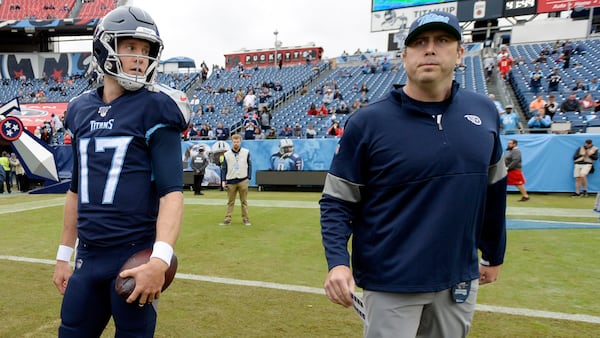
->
xmin=1 ymin=191 xmax=599 ymax=337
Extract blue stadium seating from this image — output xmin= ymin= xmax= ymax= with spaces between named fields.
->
xmin=508 ymin=39 xmax=600 ymax=126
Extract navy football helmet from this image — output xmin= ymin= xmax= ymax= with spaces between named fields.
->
xmin=92 ymin=6 xmax=163 ymax=91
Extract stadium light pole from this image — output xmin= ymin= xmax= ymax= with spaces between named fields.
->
xmin=273 ymin=29 xmax=279 ymax=67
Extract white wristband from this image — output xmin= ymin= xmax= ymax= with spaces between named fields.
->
xmin=56 ymin=245 xmax=74 ymax=262
xmin=480 ymin=259 xmax=490 ymax=266
xmin=150 ymin=241 xmax=174 ymax=267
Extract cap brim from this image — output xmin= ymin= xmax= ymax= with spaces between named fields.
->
xmin=405 ymin=23 xmax=461 ymax=46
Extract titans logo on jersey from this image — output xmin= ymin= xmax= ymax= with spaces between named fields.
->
xmin=66 ymin=86 xmax=190 ymax=247
xmin=270 ymin=153 xmax=304 ymax=171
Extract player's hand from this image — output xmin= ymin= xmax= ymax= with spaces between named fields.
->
xmin=221 ymin=181 xmax=226 ymax=188
xmin=53 ymin=260 xmax=73 ymax=295
xmin=324 ymin=265 xmax=355 ymax=308
xmin=479 ymin=264 xmax=502 ymax=285
xmin=120 ymin=258 xmax=167 ymax=305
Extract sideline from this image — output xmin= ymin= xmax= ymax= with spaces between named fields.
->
xmin=1 ymin=254 xmax=599 ymax=325
xmin=2 ymin=195 xmax=600 ymax=216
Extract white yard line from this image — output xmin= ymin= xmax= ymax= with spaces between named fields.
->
xmin=2 ymin=195 xmax=599 ymax=217
xmin=2 ymin=255 xmax=599 ymax=325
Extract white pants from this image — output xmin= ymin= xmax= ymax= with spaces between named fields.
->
xmin=363 ymin=279 xmax=478 ymax=338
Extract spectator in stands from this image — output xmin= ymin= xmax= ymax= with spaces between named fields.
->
xmin=572 ymin=139 xmax=598 ymax=197
xmin=204 ymin=103 xmax=215 ymax=114
xmin=326 ymin=121 xmax=343 ymax=137
xmin=484 ymin=58 xmax=494 ymax=82
xmin=532 ymin=53 xmax=547 ymax=64
xmin=190 ymin=94 xmax=199 ymax=111
xmin=307 ymin=103 xmax=319 ymax=116
xmin=314 ymin=85 xmax=324 ymax=95
xmin=318 ymin=103 xmax=329 ymax=117
xmin=562 ymin=52 xmax=571 ymax=69
xmin=338 ymin=102 xmax=350 ymax=115
xmin=215 ymin=122 xmax=229 ymax=140
xmin=361 ymin=61 xmax=371 ymax=74
xmin=220 ymin=104 xmax=231 ymax=115
xmin=351 ymin=99 xmax=362 ymax=112
xmin=254 ymin=126 xmax=265 ymax=140
xmin=293 ymin=124 xmax=303 ymax=138
xmin=527 ymin=110 xmax=552 ymax=132
xmin=252 ymin=107 xmax=269 ymax=132
xmin=50 ymin=113 xmax=64 ymax=132
xmin=243 ymin=119 xmax=256 ymax=140
xmin=40 ymin=121 xmax=52 ymax=144
xmin=551 ymin=40 xmax=561 ymax=54
xmin=589 ymin=78 xmax=599 ymax=91
xmin=258 ymin=86 xmax=272 ymax=111
xmin=546 ymin=68 xmax=562 ymax=93
xmin=500 ymin=105 xmax=519 ymax=134
xmin=580 ymin=94 xmax=596 ymax=113
xmin=545 ymin=95 xmax=559 ymax=119
xmin=306 ymin=124 xmax=317 ymax=139
xmin=333 ymin=89 xmax=344 ymax=102
xmin=279 ymin=125 xmax=293 ymax=137
xmin=529 ymin=66 xmax=544 ymax=97
xmin=381 ymin=57 xmax=391 ymax=72
xmin=560 ymin=93 xmax=582 ymax=113
xmin=322 ymin=88 xmax=334 ymax=106
xmin=360 ymin=83 xmax=369 ymax=95
xmin=562 ymin=39 xmax=574 ymax=56
xmin=199 ymin=124 xmax=210 ymax=140
xmin=540 ymin=46 xmax=551 ymax=56
xmin=497 ymin=45 xmax=511 ymax=60
xmin=243 ymin=89 xmax=257 ymax=111
xmin=300 ymin=86 xmax=308 ymax=96
xmin=359 ymin=91 xmax=370 ymax=107
xmin=187 ymin=124 xmax=200 ymax=140
xmin=234 ymin=86 xmax=245 ymax=107
xmin=572 ymin=80 xmax=588 ymax=92
xmin=497 ymin=54 xmax=512 ymax=80
xmin=266 ymin=128 xmax=277 ymax=139
xmin=529 ymin=95 xmax=546 ymax=117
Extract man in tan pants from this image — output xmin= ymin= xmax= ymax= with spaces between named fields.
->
xmin=220 ymin=134 xmax=252 ymax=226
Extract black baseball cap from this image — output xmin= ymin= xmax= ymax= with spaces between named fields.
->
xmin=404 ymin=11 xmax=462 ymax=46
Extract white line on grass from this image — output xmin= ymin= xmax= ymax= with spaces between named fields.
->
xmin=2 ymin=255 xmax=599 ymax=325
xmin=3 ymin=196 xmax=600 ymax=217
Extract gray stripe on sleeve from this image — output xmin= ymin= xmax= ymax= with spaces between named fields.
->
xmin=488 ymin=157 xmax=507 ymax=185
xmin=322 ymin=173 xmax=363 ymax=203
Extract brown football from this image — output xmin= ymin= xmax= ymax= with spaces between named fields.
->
xmin=114 ymin=248 xmax=178 ymax=300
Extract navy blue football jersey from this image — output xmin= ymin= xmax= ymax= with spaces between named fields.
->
xmin=66 ymin=84 xmax=190 ymax=247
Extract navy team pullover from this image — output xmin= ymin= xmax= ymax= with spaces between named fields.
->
xmin=320 ymin=82 xmax=507 ymax=293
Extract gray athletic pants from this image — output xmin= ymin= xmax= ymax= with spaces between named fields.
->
xmin=363 ymin=279 xmax=478 ymax=338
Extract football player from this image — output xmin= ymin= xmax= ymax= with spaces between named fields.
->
xmin=52 ymin=7 xmax=190 ymax=337
xmin=270 ymin=138 xmax=303 ymax=171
